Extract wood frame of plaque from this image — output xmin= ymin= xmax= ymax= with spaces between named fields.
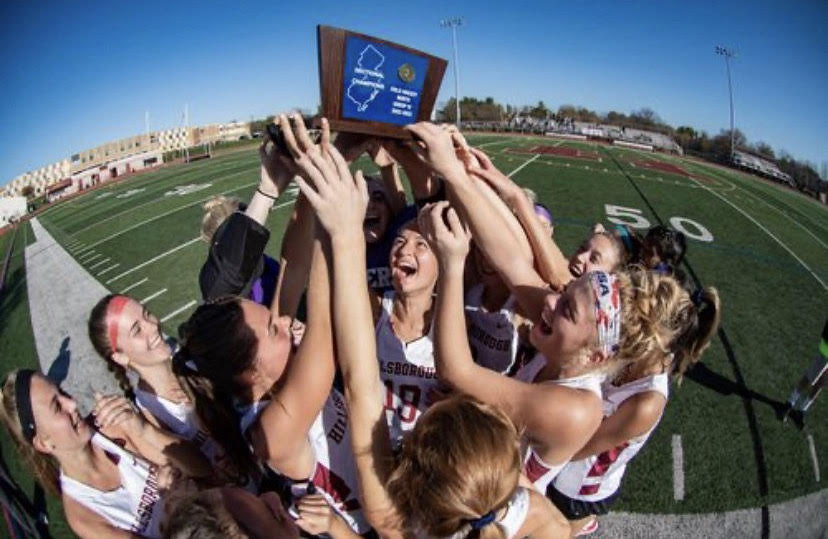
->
xmin=317 ymin=25 xmax=448 ymax=139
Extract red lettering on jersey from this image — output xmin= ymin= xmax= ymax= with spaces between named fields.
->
xmin=524 ymin=452 xmax=550 ymax=484
xmin=585 ymin=441 xmax=629 ymax=478
xmin=312 ymin=463 xmax=361 ymax=511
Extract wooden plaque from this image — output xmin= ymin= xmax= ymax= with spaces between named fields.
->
xmin=317 ymin=25 xmax=448 ymax=138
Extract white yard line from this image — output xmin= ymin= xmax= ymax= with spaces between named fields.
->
xmin=84 ymin=180 xmax=261 ymax=250
xmin=807 ymin=434 xmax=820 ymax=482
xmin=689 ymin=176 xmax=828 ymax=291
xmin=140 ymin=288 xmax=168 ymax=304
xmin=672 ymin=434 xmax=685 ymax=501
xmin=160 ymin=300 xmax=198 ymax=323
xmin=87 ymin=257 xmax=111 ymax=270
xmin=77 ymin=250 xmax=98 ymax=261
xmin=507 ymin=154 xmax=540 ymax=178
xmin=106 ymin=237 xmax=202 ymax=284
xmin=120 ymin=277 xmax=148 ymax=293
xmin=82 ymin=253 xmax=102 ymax=264
xmin=97 ymin=263 xmax=120 ymax=276
xmin=73 ymin=245 xmax=94 ymax=255
xmin=73 ymin=166 xmax=250 ymax=236
xmin=736 ymin=189 xmax=828 ymax=250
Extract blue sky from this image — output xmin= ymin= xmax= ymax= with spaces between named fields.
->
xmin=1 ymin=0 xmax=826 ymax=185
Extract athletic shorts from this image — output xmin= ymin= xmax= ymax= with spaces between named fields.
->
xmin=545 ymin=483 xmax=619 ymax=521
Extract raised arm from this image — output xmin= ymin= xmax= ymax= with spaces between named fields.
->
xmin=254 ymin=115 xmax=336 ymax=478
xmin=199 ymin=120 xmax=298 ymax=301
xmin=405 ymin=122 xmax=548 ymax=321
xmin=294 ymin=129 xmax=407 ymax=538
xmin=421 ymin=202 xmax=600 ymax=460
xmin=467 ymin=146 xmax=572 ymax=290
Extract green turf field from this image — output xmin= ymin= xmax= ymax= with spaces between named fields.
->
xmin=5 ymin=133 xmax=827 ymax=521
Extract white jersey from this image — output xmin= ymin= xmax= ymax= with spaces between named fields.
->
xmin=135 ymin=387 xmax=224 ymax=466
xmin=376 ymin=291 xmax=440 ymax=444
xmin=553 ymin=373 xmax=669 ymax=501
xmin=60 ymin=433 xmax=165 ymax=538
xmin=514 ymin=354 xmax=604 ymax=495
xmin=443 ymin=487 xmax=531 ymax=539
xmin=464 ymin=284 xmax=520 ymax=375
xmin=237 ymin=391 xmax=369 ymax=535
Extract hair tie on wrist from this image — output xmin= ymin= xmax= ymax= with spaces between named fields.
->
xmin=256 ymin=188 xmax=279 ymax=201
xmin=469 ymin=510 xmax=496 ymax=530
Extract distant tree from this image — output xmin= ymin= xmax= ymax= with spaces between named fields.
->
xmin=753 ymin=141 xmax=775 ymax=159
xmin=21 ymin=185 xmax=34 ymax=198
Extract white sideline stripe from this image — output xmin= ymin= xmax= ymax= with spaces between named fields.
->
xmin=107 ymin=237 xmax=201 ymax=284
xmin=807 ymin=434 xmax=820 ymax=482
xmin=84 ymin=180 xmax=260 ymax=250
xmin=689 ymin=177 xmax=828 ymax=292
xmin=738 ymin=189 xmax=828 ymax=250
xmin=672 ymin=434 xmax=685 ymax=501
xmin=87 ymin=257 xmax=111 ymax=270
xmin=82 ymin=253 xmax=102 ymax=264
xmin=97 ymin=263 xmax=120 ymax=276
xmin=160 ymin=300 xmax=198 ymax=323
xmin=140 ymin=288 xmax=168 ymax=304
xmin=121 ymin=277 xmax=148 ymax=293
xmin=477 ymin=139 xmax=513 ymax=148
xmin=74 ymin=165 xmax=250 ymax=235
xmin=507 ymin=154 xmax=540 ymax=177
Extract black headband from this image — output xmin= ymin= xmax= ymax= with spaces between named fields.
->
xmin=15 ymin=369 xmax=37 ymax=444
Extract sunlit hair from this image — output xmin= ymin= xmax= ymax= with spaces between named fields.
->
xmin=386 ymin=395 xmax=519 ymax=538
xmin=0 ymin=371 xmax=60 ymax=494
xmin=175 ymin=296 xmax=261 ymax=481
xmin=614 ymin=268 xmax=721 ymax=381
xmin=590 ymin=223 xmax=629 ymax=270
xmin=163 ymin=488 xmax=247 ymax=539
xmin=88 ymin=294 xmax=135 ymax=400
xmin=201 ymin=195 xmax=242 ymax=243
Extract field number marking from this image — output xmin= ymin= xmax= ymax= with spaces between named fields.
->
xmin=605 ymin=204 xmax=714 ymax=242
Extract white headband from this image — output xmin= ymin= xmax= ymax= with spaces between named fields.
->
xmin=588 ymin=271 xmax=622 ymax=357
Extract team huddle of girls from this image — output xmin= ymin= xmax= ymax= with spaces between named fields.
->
xmin=1 ymin=115 xmax=721 ymax=538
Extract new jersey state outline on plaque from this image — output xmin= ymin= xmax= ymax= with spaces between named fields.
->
xmin=346 ymin=44 xmax=385 ymax=112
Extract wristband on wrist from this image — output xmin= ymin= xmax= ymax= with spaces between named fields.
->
xmin=256 ymin=188 xmax=279 ymax=201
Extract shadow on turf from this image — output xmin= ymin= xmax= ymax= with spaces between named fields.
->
xmin=685 ymin=363 xmax=790 ymax=419
xmin=601 ymin=147 xmax=774 ymax=539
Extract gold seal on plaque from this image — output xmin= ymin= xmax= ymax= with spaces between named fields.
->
xmin=398 ymin=63 xmax=415 ymax=83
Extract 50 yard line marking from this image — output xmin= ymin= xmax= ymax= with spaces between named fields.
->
xmin=689 ymin=176 xmax=828 ymax=292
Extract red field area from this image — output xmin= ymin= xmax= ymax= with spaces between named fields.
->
xmin=631 ymin=160 xmax=690 ymax=177
xmin=509 ymin=146 xmax=601 ymax=161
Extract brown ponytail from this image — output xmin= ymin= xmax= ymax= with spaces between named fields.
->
xmin=174 ymin=297 xmax=261 ymax=483
xmin=670 ymin=286 xmax=721 ymax=381
xmin=0 ymin=371 xmax=60 ymax=495
xmin=88 ymin=294 xmax=135 ymax=401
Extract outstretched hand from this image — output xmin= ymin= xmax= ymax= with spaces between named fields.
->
xmin=418 ymin=201 xmax=471 ymax=270
xmin=465 ymin=146 xmax=523 ymax=206
xmin=283 ymin=116 xmax=368 ymax=237
xmin=404 ymin=122 xmax=467 ymax=181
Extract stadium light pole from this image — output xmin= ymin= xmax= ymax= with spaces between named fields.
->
xmin=440 ymin=17 xmax=463 ymax=127
xmin=715 ymin=45 xmax=737 ymax=162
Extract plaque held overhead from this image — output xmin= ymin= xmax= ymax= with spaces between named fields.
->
xmin=317 ymin=25 xmax=448 ymax=139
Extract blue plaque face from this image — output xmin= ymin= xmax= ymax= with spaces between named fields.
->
xmin=342 ymin=35 xmax=429 ymax=126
